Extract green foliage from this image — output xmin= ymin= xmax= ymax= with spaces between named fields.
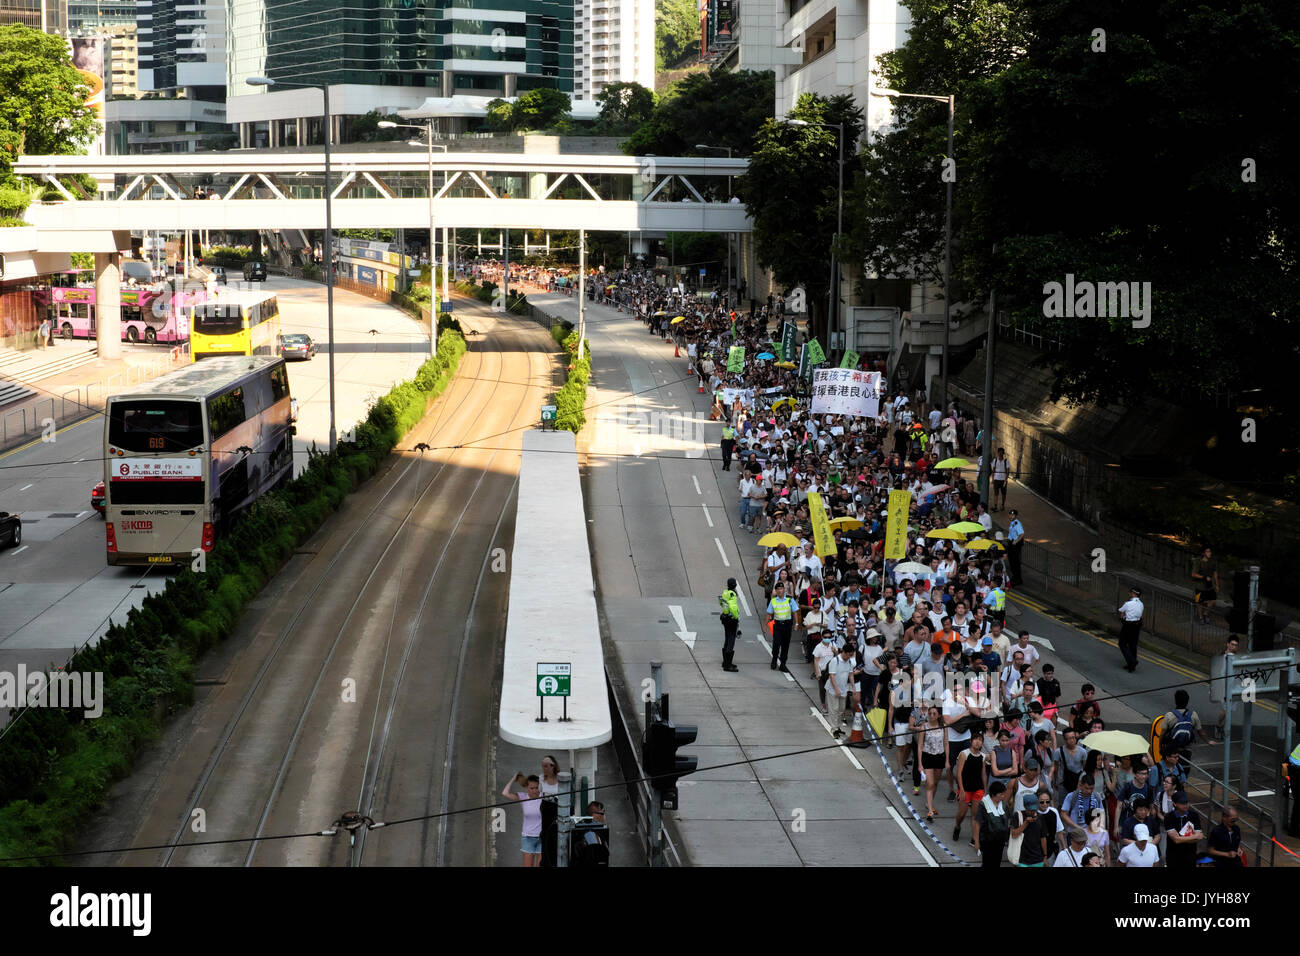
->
xmin=656 ymin=0 xmax=701 ymax=71
xmin=0 ymin=26 xmax=99 ymax=182
xmin=511 ymin=88 xmax=572 ymax=132
xmin=346 ymin=110 xmax=407 ymax=144
xmin=554 ymin=332 xmax=593 ymax=433
xmin=204 ymin=244 xmax=254 ymax=264
xmin=622 ymin=70 xmax=774 ymax=157
xmin=483 ymin=98 xmax=515 ymax=133
xmin=70 ymin=251 xmax=93 ymax=270
xmin=594 ymin=82 xmax=655 ymax=135
xmin=746 ymin=91 xmax=865 ymax=343
xmin=550 ymin=321 xmax=573 ymax=346
xmin=0 ymin=215 xmax=28 ymax=227
xmin=0 ymin=330 xmax=469 ymax=863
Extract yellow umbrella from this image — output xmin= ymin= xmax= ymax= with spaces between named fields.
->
xmin=757 ymin=532 xmax=801 ymax=549
xmin=935 ymin=457 xmax=973 ymax=469
xmin=777 ymin=361 xmax=797 ymax=369
xmin=947 ymin=521 xmax=985 ymax=534
xmin=771 ymin=397 xmax=797 ymax=412
xmin=925 ymin=528 xmax=966 ymax=540
xmin=670 ymin=315 xmax=687 ymax=325
xmin=965 ymin=538 xmax=1004 ymax=551
xmin=827 ymin=517 xmax=863 ymax=531
xmin=1079 ymin=730 xmax=1150 ymax=756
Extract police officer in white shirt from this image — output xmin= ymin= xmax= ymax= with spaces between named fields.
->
xmin=1117 ymin=587 xmax=1144 ymax=672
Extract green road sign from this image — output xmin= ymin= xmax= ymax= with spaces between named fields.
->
xmin=537 ymin=662 xmax=571 ymax=697
xmin=541 ymin=404 xmax=557 ymax=422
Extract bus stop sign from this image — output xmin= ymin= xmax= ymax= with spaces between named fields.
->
xmin=537 ymin=662 xmax=571 ymax=697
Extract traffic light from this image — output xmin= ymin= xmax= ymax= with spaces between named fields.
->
xmin=1228 ymin=570 xmax=1252 ymax=634
xmin=642 ymin=718 xmax=698 ymax=810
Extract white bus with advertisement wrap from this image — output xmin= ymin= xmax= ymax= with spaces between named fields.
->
xmin=104 ymin=356 xmax=295 ymax=567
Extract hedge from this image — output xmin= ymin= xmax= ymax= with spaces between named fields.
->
xmin=455 ymin=278 xmax=530 ymax=315
xmin=554 ymin=328 xmax=591 ymax=434
xmin=0 ymin=330 xmax=468 ymax=865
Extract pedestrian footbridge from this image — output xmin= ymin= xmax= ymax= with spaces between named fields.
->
xmin=14 ymin=151 xmax=751 ymax=235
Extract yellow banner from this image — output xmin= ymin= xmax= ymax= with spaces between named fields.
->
xmin=884 ymin=489 xmax=913 ymax=560
xmin=807 ymin=492 xmax=837 ymax=560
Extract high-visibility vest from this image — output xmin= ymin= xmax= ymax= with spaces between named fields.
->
xmin=770 ymin=596 xmax=793 ymax=621
xmin=719 ymin=589 xmax=740 ymax=618
xmin=991 ymin=588 xmax=1006 ymax=611
xmin=722 ymin=426 xmax=736 ymax=441
xmin=1290 ymin=741 xmax=1300 ymax=766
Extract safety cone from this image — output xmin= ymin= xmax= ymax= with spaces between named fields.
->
xmin=674 ymin=341 xmax=680 ymax=357
xmin=848 ymin=708 xmax=866 ymax=747
xmin=698 ymin=378 xmax=706 ymax=393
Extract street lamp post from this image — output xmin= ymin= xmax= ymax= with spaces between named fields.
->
xmin=871 ymin=87 xmax=955 ymax=412
xmin=380 ymin=119 xmax=448 ymax=356
xmin=247 ymin=76 xmax=338 ymax=453
xmin=786 ymin=120 xmax=844 ymax=353
xmin=695 ymin=144 xmax=734 ymax=305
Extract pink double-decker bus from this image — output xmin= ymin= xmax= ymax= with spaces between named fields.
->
xmin=39 ymin=273 xmax=204 ymax=344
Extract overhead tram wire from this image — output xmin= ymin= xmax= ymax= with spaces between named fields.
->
xmin=4 ymin=663 xmax=1286 ymax=864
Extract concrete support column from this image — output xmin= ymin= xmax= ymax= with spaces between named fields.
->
xmin=570 ymin=747 xmax=598 ymax=796
xmin=94 ymin=252 xmax=122 ymax=361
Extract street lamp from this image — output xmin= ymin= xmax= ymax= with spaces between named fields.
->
xmin=379 ymin=119 xmax=448 ymax=357
xmin=247 ymin=75 xmax=338 ymax=454
xmin=786 ymin=119 xmax=844 ymax=353
xmin=695 ymin=144 xmax=735 ymax=307
xmin=871 ymin=87 xmax=955 ymax=413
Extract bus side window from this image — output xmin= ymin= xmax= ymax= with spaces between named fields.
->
xmin=247 ymin=302 xmax=260 ymax=327
xmin=270 ymin=363 xmax=290 ymax=403
xmin=208 ymin=386 xmax=246 ymax=438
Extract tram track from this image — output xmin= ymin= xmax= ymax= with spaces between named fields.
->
xmin=121 ymin=311 xmax=556 ymax=867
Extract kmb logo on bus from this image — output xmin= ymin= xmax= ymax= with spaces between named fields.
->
xmin=120 ymin=520 xmax=153 ymax=531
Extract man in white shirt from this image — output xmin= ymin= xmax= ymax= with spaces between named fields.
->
xmin=1117 ymin=586 xmax=1145 ymax=672
xmin=1118 ymin=824 xmax=1160 ymax=867
xmin=1053 ymin=829 xmax=1091 ymax=867
xmin=1011 ymin=630 xmax=1041 ymax=667
xmin=795 ymin=542 xmax=823 ymax=581
xmin=976 ymin=502 xmax=994 ymax=534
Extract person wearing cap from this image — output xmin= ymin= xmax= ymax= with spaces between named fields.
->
xmin=765 ymin=580 xmax=801 ymax=672
xmin=1117 ymin=586 xmax=1145 ymax=672
xmin=1163 ymin=791 xmax=1204 ymax=868
xmin=977 ymin=635 xmax=1001 ymax=672
xmin=1117 ymin=822 xmax=1159 ymax=867
xmin=1011 ymin=790 xmax=1049 ymax=866
xmin=718 ymin=577 xmax=741 ymax=672
xmin=976 ymin=781 xmax=1011 ymax=866
xmin=1053 ymin=827 xmax=1092 ymax=867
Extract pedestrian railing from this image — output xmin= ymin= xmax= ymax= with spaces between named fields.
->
xmin=1183 ymin=758 xmax=1277 ymax=866
xmin=1019 ymin=540 xmax=1249 ymax=659
xmin=0 ymin=343 xmax=190 ymax=452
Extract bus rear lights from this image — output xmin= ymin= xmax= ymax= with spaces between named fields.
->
xmin=106 ymin=523 xmax=117 ymax=552
xmin=201 ymin=523 xmax=215 ymax=551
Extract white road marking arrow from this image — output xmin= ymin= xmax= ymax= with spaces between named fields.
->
xmin=668 ymin=605 xmax=696 ymax=649
xmin=1027 ymin=634 xmax=1056 ymax=652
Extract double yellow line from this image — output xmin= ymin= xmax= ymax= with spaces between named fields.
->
xmin=1008 ymin=591 xmax=1277 ymax=712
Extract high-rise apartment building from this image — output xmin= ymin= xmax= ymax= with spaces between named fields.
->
xmin=574 ymin=0 xmax=654 ymax=101
xmin=138 ymin=0 xmax=226 ymax=93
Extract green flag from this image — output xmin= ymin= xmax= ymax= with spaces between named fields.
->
xmin=727 ymin=345 xmax=745 ymax=373
xmin=798 ymin=343 xmax=810 ymax=380
xmin=807 ymin=338 xmax=826 ymax=366
xmin=840 ymin=349 xmax=860 ymax=370
xmin=770 ymin=339 xmax=782 ymax=361
xmin=780 ymin=322 xmax=797 ymax=367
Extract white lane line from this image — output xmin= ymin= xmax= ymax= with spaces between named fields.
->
xmin=701 ymin=503 xmax=713 ymax=527
xmin=714 ymin=537 xmax=729 ymax=567
xmin=75 ymin=511 xmax=88 ymax=518
xmin=810 ymin=708 xmax=866 ymax=770
xmin=19 ymin=484 xmax=32 ymax=491
xmin=737 ymin=589 xmax=751 ymax=617
xmin=756 ymin=634 xmax=771 ymax=654
xmin=886 ymin=806 xmax=939 ymax=867
xmin=692 ymin=475 xmax=702 ymax=495
xmin=10 ymin=546 xmax=27 ymax=556
xmin=74 ymin=458 xmax=84 ymax=463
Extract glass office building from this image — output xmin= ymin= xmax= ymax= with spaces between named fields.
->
xmin=231 ymin=0 xmax=574 ymax=98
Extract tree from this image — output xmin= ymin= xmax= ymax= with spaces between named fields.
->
xmin=744 ymin=92 xmax=864 ymax=346
xmin=594 ymin=82 xmax=655 ymax=134
xmin=622 ymin=69 xmax=774 ymax=156
xmin=656 ymin=0 xmax=701 ymax=71
xmin=483 ymin=98 xmax=514 ymax=133
xmin=509 ymin=87 xmax=572 ymax=131
xmin=346 ymin=110 xmax=407 ymax=144
xmin=0 ymin=25 xmax=98 ymax=183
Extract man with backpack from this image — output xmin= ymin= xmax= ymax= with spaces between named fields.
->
xmin=1160 ymin=690 xmax=1209 ymax=759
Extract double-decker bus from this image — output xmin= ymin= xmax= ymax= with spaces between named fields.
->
xmin=188 ymin=289 xmax=281 ymax=361
xmin=37 ymin=272 xmax=201 ymax=344
xmin=104 ymin=356 xmax=295 ymax=566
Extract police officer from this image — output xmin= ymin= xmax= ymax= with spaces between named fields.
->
xmin=983 ymin=576 xmax=1007 ymax=627
xmin=718 ymin=577 xmax=741 ymax=672
xmin=1006 ymin=510 xmax=1025 ymax=587
xmin=721 ymin=422 xmax=737 ymax=471
xmin=1117 ymin=586 xmax=1144 ymax=672
xmin=766 ymin=580 xmax=800 ymax=672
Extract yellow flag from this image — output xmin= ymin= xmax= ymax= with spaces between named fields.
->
xmin=807 ymin=492 xmax=838 ymax=560
xmin=884 ymin=489 xmax=912 ymax=560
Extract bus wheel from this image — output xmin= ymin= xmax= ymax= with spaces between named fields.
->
xmin=61 ymin=323 xmax=73 ymax=340
xmin=145 ymin=327 xmax=157 ymax=344
xmin=126 ymin=326 xmax=139 ymax=343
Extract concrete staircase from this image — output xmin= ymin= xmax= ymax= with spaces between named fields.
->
xmin=0 ymin=344 xmax=99 ymax=403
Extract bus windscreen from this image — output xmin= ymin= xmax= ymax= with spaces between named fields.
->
xmin=192 ymin=302 xmax=243 ymax=336
xmin=108 ymin=400 xmax=204 ymax=452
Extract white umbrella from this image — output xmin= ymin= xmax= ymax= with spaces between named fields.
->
xmin=892 ymin=561 xmax=931 ymax=579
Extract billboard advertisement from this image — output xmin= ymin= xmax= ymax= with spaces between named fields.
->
xmin=70 ymin=37 xmax=106 ymax=157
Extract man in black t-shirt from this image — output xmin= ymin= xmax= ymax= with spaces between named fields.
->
xmin=1162 ymin=792 xmax=1203 ymax=868
xmin=1013 ymin=791 xmax=1048 ymax=866
xmin=1208 ymin=807 xmax=1245 ymax=867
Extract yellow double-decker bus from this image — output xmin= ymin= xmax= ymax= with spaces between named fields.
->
xmin=189 ymin=289 xmax=281 ymax=361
